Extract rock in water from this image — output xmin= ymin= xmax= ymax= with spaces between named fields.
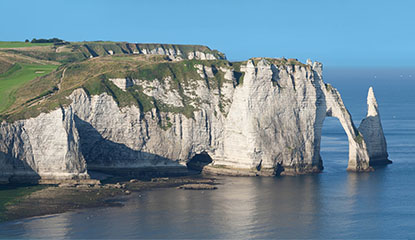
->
xmin=358 ymin=87 xmax=391 ymax=165
xmin=177 ymin=184 xmax=217 ymax=190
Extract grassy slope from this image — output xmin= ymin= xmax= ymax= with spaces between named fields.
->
xmin=0 ymin=41 xmax=309 ymax=122
xmin=3 ymin=48 xmax=86 ymax=64
xmin=3 ymin=41 xmax=227 ymax=64
xmin=0 ymin=54 xmax=235 ymax=121
xmin=0 ymin=40 xmax=229 ymax=67
xmin=0 ymin=59 xmax=13 ymax=75
xmin=0 ymin=41 xmax=53 ymax=48
xmin=0 ymin=63 xmax=57 ymax=113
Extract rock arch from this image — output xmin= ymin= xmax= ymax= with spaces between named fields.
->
xmin=205 ymin=60 xmax=390 ymax=176
xmin=322 ymin=85 xmax=371 ymax=171
xmin=319 ymin=86 xmax=391 ymax=172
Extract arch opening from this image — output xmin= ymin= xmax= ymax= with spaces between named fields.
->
xmin=320 ymin=116 xmax=350 ymax=172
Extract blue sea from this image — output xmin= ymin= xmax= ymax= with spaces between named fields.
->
xmin=0 ymin=67 xmax=414 ymax=239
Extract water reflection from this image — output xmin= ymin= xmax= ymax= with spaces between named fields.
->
xmin=121 ymin=176 xmax=325 ymax=239
xmin=0 ymin=213 xmax=72 ymax=239
xmin=0 ymin=167 xmax=414 ymax=239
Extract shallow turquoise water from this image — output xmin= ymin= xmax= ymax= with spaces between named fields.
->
xmin=0 ymin=67 xmax=414 ymax=239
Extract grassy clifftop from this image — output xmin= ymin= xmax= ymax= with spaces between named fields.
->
xmin=0 ymin=40 xmax=309 ymax=122
xmin=0 ymin=53 xmax=234 ymax=121
xmin=69 ymin=42 xmax=226 ymax=59
xmin=0 ymin=63 xmax=57 ymax=113
xmin=0 ymin=41 xmax=226 ymax=64
xmin=0 ymin=41 xmax=54 ymax=48
xmin=0 ymin=41 xmax=228 ymax=121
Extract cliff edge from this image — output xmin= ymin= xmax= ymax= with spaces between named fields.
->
xmin=0 ymin=43 xmax=390 ymax=182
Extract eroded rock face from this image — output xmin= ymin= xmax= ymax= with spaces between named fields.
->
xmin=0 ymin=107 xmax=88 ymax=182
xmin=209 ymin=59 xmax=372 ymax=175
xmin=133 ymin=45 xmax=226 ymax=61
xmin=358 ymin=87 xmax=391 ymax=165
xmin=0 ymin=59 xmax=389 ymax=181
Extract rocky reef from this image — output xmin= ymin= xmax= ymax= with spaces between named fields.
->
xmin=0 ymin=45 xmax=391 ymax=182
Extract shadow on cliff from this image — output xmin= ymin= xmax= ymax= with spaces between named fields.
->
xmin=359 ymin=115 xmax=392 ymax=167
xmin=73 ymin=116 xmax=192 ymax=179
xmin=0 ymin=152 xmax=40 ymax=184
xmin=186 ymin=152 xmax=212 ymax=173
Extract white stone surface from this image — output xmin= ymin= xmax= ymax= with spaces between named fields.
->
xmin=135 ymin=46 xmax=222 ymax=60
xmin=0 ymin=59 xmax=388 ymax=180
xmin=0 ymin=107 xmax=88 ymax=181
xmin=109 ymin=78 xmax=133 ymax=91
xmin=188 ymin=51 xmax=217 ymax=60
xmin=358 ymin=87 xmax=390 ymax=164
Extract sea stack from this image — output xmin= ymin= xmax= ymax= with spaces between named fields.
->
xmin=358 ymin=87 xmax=392 ymax=165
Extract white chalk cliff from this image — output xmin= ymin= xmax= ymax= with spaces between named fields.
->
xmin=358 ymin=87 xmax=391 ymax=165
xmin=0 ymin=58 xmax=390 ymax=182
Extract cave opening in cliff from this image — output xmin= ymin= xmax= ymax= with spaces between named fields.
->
xmin=321 ymin=117 xmax=349 ymax=171
xmin=186 ymin=152 xmax=213 ymax=172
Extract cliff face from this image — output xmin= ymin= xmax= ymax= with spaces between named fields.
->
xmin=0 ymin=57 xmax=389 ymax=182
xmin=0 ymin=106 xmax=88 ymax=182
xmin=207 ymin=59 xmax=373 ymax=175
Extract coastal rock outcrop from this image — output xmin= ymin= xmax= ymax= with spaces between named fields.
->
xmin=358 ymin=87 xmax=391 ymax=165
xmin=0 ymin=55 xmax=390 ymax=182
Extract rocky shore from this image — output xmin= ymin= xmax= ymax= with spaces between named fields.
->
xmin=0 ymin=175 xmax=218 ymax=222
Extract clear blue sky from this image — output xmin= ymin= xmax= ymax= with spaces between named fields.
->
xmin=1 ymin=0 xmax=415 ymax=67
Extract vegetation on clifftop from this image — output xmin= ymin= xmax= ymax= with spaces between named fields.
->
xmin=0 ymin=54 xmax=233 ymax=121
xmin=0 ymin=41 xmax=54 ymax=49
xmin=0 ymin=40 xmax=312 ymax=122
xmin=1 ymin=41 xmax=226 ymax=65
xmin=0 ymin=63 xmax=57 ymax=113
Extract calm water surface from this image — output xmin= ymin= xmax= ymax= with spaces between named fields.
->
xmin=0 ymin=68 xmax=414 ymax=239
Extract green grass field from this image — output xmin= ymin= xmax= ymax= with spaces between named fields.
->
xmin=0 ymin=41 xmax=53 ymax=48
xmin=0 ymin=63 xmax=57 ymax=113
